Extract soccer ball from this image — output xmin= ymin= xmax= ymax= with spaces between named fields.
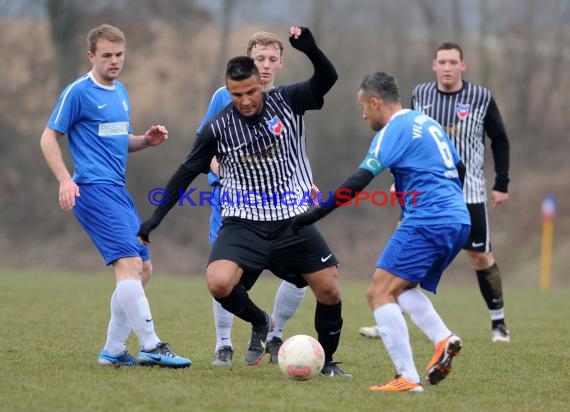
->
xmin=277 ymin=334 xmax=325 ymax=380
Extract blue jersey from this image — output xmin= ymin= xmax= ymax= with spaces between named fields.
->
xmin=198 ymin=86 xmax=231 ymax=188
xmin=47 ymin=72 xmax=132 ymax=185
xmin=198 ymin=87 xmax=231 ymax=244
xmin=360 ymin=109 xmax=470 ymax=226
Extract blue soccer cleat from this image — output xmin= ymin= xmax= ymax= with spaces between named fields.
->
xmin=138 ymin=342 xmax=192 ymax=368
xmin=98 ymin=349 xmax=140 ymax=367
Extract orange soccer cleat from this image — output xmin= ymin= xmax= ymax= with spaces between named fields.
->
xmin=425 ymin=334 xmax=462 ymax=385
xmin=369 ymin=375 xmax=424 ymax=393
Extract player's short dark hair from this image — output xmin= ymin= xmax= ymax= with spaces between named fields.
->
xmin=225 ymin=56 xmax=261 ymax=82
xmin=434 ymin=42 xmax=463 ymax=60
xmin=359 ymin=72 xmax=400 ymax=103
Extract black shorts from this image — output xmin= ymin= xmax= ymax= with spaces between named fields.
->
xmin=209 ymin=217 xmax=339 ymax=288
xmin=464 ymin=203 xmax=491 ymax=253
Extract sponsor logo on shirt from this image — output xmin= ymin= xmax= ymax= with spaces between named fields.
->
xmin=98 ymin=121 xmax=129 ymax=136
xmin=266 ymin=115 xmax=283 ymax=136
xmin=456 ymin=103 xmax=470 ymax=121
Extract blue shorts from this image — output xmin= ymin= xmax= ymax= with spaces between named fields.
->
xmin=209 ymin=184 xmax=222 ymax=246
xmin=377 ymin=223 xmax=470 ymax=293
xmin=73 ymin=184 xmax=150 ymax=265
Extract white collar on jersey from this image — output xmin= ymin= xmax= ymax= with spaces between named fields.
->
xmin=88 ymin=71 xmax=116 ymax=90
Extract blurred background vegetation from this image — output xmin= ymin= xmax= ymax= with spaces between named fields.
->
xmin=1 ymin=0 xmax=568 ymax=287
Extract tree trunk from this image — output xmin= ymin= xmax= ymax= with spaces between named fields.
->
xmin=46 ymin=0 xmax=81 ymax=91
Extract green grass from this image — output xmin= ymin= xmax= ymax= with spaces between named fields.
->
xmin=1 ymin=270 xmax=569 ymax=412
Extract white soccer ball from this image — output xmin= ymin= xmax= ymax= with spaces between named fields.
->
xmin=277 ymin=334 xmax=325 ymax=380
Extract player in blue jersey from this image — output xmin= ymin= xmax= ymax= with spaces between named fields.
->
xmin=39 ymin=24 xmax=190 ymax=368
xmin=292 ymin=72 xmax=471 ymax=392
xmin=200 ymin=31 xmax=310 ymax=367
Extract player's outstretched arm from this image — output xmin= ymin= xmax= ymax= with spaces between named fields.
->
xmin=138 ymin=164 xmax=200 ymax=244
xmin=292 ymin=168 xmax=374 ymax=233
xmin=289 ymin=26 xmax=337 ymax=98
xmin=138 ymin=133 xmax=215 ymax=243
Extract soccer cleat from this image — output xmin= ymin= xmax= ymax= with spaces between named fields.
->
xmin=358 ymin=325 xmax=379 ymax=339
xmin=425 ymin=334 xmax=462 ymax=385
xmin=320 ymin=361 xmax=352 ymax=378
xmin=244 ymin=312 xmax=271 ymax=366
xmin=266 ymin=336 xmax=283 ymax=364
xmin=98 ymin=349 xmax=139 ymax=367
xmin=369 ymin=375 xmax=424 ymax=392
xmin=492 ymin=324 xmax=511 ymax=343
xmin=138 ymin=342 xmax=192 ymax=368
xmin=212 ymin=345 xmax=233 ymax=367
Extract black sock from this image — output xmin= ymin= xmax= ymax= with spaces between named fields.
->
xmin=214 ymin=285 xmax=266 ymax=326
xmin=315 ymin=301 xmax=343 ymax=364
xmin=476 ymin=263 xmax=504 ymax=311
xmin=492 ymin=319 xmax=506 ymax=329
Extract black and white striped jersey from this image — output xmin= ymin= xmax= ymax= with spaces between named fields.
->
xmin=184 ymin=81 xmax=320 ymax=221
xmin=411 ymin=81 xmax=510 ymax=204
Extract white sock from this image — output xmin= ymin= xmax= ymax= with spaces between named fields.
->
xmin=490 ymin=308 xmax=505 ymax=321
xmin=103 ymin=289 xmax=132 ymax=355
xmin=397 ymin=288 xmax=451 ymax=345
xmin=213 ymin=298 xmax=234 ymax=351
xmin=115 ymin=279 xmax=160 ymax=351
xmin=267 ymin=282 xmax=307 ymax=340
xmin=373 ymin=303 xmax=420 ymax=383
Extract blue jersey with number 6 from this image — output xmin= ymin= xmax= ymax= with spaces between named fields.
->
xmin=360 ymin=109 xmax=470 ymax=226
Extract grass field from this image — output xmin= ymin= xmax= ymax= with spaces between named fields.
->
xmin=1 ymin=270 xmax=569 ymax=412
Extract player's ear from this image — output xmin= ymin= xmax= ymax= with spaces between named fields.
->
xmin=371 ymin=95 xmax=382 ymax=109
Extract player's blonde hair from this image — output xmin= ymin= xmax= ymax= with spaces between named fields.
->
xmin=246 ymin=31 xmax=284 ymax=57
xmin=87 ymin=24 xmax=126 ymax=54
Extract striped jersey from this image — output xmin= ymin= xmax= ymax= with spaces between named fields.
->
xmin=184 ymin=81 xmax=321 ymax=221
xmin=411 ymin=81 xmax=509 ymax=203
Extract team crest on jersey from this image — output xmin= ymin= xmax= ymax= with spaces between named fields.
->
xmin=456 ymin=103 xmax=470 ymax=120
xmin=266 ymin=115 xmax=283 ymax=136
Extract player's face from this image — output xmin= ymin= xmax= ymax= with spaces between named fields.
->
xmin=357 ymin=89 xmax=383 ymax=131
xmin=227 ymin=75 xmax=264 ymax=118
xmin=432 ymin=49 xmax=465 ymax=92
xmin=249 ymin=44 xmax=283 ymax=90
xmin=88 ymin=39 xmax=125 ymax=86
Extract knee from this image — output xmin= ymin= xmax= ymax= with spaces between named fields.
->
xmin=312 ymin=271 xmax=341 ymax=304
xmin=206 ymin=271 xmax=233 ymax=298
xmin=318 ymin=286 xmax=340 ymax=305
xmin=365 ymin=286 xmax=375 ymax=306
xmin=468 ymin=251 xmax=494 ymax=270
xmin=366 ymin=283 xmax=397 ymax=309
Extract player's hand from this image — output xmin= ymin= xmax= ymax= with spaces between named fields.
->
xmin=310 ymin=184 xmax=320 ymax=206
xmin=137 ymin=218 xmax=159 ymax=245
xmin=289 ymin=26 xmax=316 ymax=53
xmin=59 ymin=177 xmax=80 ymax=211
xmin=144 ymin=124 xmax=169 ymax=146
xmin=490 ymin=190 xmax=508 ymax=208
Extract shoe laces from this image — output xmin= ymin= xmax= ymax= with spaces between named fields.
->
xmin=216 ymin=346 xmax=233 ymax=362
xmin=324 ymin=361 xmax=345 ymax=373
xmin=116 ymin=350 xmax=138 ymax=364
xmin=154 ymin=342 xmax=176 ymax=358
xmin=248 ymin=331 xmax=266 ymax=351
